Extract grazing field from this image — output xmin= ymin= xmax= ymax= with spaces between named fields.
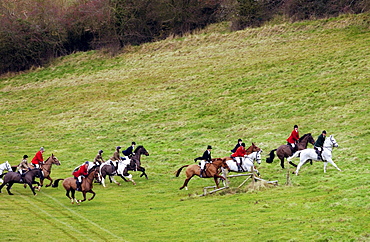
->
xmin=1 ymin=14 xmax=369 ymax=241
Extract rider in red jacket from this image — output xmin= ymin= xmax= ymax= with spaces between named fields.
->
xmin=231 ymin=143 xmax=246 ymax=172
xmin=286 ymin=125 xmax=300 ymax=150
xmin=73 ymin=162 xmax=89 ymax=191
xmin=31 ymin=147 xmax=44 ymax=168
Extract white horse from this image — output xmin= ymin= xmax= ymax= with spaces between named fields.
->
xmin=288 ymin=135 xmax=342 ymax=175
xmin=99 ymin=159 xmax=135 ymax=187
xmin=0 ymin=161 xmax=12 ymax=183
xmin=223 ymin=150 xmax=262 ymax=176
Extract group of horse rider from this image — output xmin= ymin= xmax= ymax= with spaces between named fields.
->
xmin=16 ymin=147 xmax=45 ymax=178
xmin=286 ymin=125 xmax=327 ymax=160
xmin=72 ymin=142 xmax=137 ymax=190
xmin=194 ymin=139 xmax=248 ymax=177
xmin=194 ymin=125 xmax=328 ymax=177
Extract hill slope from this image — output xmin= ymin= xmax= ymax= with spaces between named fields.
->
xmin=0 ymin=14 xmax=369 ymax=241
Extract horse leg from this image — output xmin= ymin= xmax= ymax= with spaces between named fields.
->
xmin=71 ymin=190 xmax=80 ymax=204
xmin=65 ymin=189 xmax=74 ymax=204
xmin=0 ymin=182 xmax=6 ymax=193
xmin=213 ymin=176 xmax=220 ymax=188
xmin=88 ymin=190 xmax=96 ymax=201
xmin=101 ymin=176 xmax=106 ymax=187
xmin=32 ymin=181 xmax=41 ymax=191
xmin=27 ymin=182 xmax=37 ymax=195
xmin=139 ymin=167 xmax=148 ymax=179
xmin=6 ymin=182 xmax=14 ymax=195
xmin=179 ymin=175 xmax=194 ymax=190
xmin=78 ymin=192 xmax=87 ymax=203
xmin=295 ymin=159 xmax=306 ymax=175
xmin=326 ymin=159 xmax=342 ymax=172
xmin=110 ymin=176 xmax=121 ymax=186
xmin=44 ymin=176 xmax=53 ymax=187
xmin=39 ymin=178 xmax=44 ymax=187
xmin=288 ymin=160 xmax=297 ymax=167
xmin=119 ymin=174 xmax=135 ymax=185
xmin=280 ymin=158 xmax=285 ymax=169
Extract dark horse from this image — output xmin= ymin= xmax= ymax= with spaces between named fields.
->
xmin=53 ymin=167 xmax=99 ymax=204
xmin=0 ymin=169 xmax=42 ymax=195
xmin=125 ymin=145 xmax=150 ymax=179
xmin=266 ymin=133 xmax=315 ymax=169
xmin=176 ymin=158 xmax=229 ymax=190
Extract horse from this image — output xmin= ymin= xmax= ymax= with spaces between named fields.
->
xmin=0 ymin=161 xmax=12 ymax=183
xmin=99 ymin=159 xmax=137 ymax=187
xmin=287 ymin=135 xmax=342 ymax=175
xmin=125 ymin=145 xmax=150 ymax=179
xmin=175 ymin=158 xmax=229 ymax=190
xmin=30 ymin=154 xmax=61 ymax=187
xmin=0 ymin=169 xmax=42 ymax=195
xmin=72 ymin=161 xmax=102 ymax=184
xmin=52 ymin=167 xmax=99 ymax=204
xmin=99 ymin=145 xmax=149 ymax=187
xmin=266 ymin=133 xmax=315 ymax=169
xmin=99 ymin=161 xmax=121 ymax=187
xmin=222 ymin=150 xmax=263 ymax=177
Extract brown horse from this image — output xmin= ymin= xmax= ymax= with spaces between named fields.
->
xmin=176 ymin=158 xmax=229 ymax=190
xmin=52 ymin=167 xmax=99 ymax=204
xmin=266 ymin=133 xmax=315 ymax=169
xmin=34 ymin=154 xmax=61 ymax=187
xmin=0 ymin=169 xmax=42 ymax=195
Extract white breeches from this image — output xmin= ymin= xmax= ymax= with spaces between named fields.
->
xmin=200 ymin=160 xmax=206 ymax=169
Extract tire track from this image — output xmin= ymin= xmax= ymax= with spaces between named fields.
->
xmin=40 ymin=191 xmax=126 ymax=241
xmin=13 ymin=191 xmax=89 ymax=242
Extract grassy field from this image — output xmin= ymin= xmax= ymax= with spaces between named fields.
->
xmin=1 ymin=13 xmax=369 ymax=241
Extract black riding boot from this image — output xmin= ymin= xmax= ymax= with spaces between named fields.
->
xmin=76 ymin=181 xmax=81 ymax=191
xmin=237 ymin=163 xmax=242 ymax=172
xmin=200 ymin=169 xmax=204 ymax=178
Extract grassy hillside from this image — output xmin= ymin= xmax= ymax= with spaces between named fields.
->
xmin=1 ymin=14 xmax=369 ymax=241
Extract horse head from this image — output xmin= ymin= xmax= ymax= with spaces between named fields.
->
xmin=246 ymin=143 xmax=261 ymax=154
xmin=48 ymin=154 xmax=61 ymax=166
xmin=134 ymin=146 xmax=149 ymax=157
xmin=89 ymin=166 xmax=100 ymax=179
xmin=299 ymin=133 xmax=315 ymax=146
xmin=326 ymin=135 xmax=338 ymax=148
xmin=255 ymin=150 xmax=263 ymax=165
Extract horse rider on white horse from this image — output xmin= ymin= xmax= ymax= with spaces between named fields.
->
xmin=314 ymin=130 xmax=326 ymax=160
xmin=94 ymin=149 xmax=105 ymax=166
xmin=194 ymin=145 xmax=212 ymax=178
xmin=231 ymin=142 xmax=247 ymax=172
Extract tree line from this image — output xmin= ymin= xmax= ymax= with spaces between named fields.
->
xmin=0 ymin=0 xmax=368 ymax=75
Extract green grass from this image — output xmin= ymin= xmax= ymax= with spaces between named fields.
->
xmin=1 ymin=13 xmax=370 ymax=241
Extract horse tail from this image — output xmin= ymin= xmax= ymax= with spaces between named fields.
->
xmin=266 ymin=149 xmax=277 ymax=163
xmin=287 ymin=151 xmax=301 ymax=162
xmin=52 ymin=179 xmax=64 ymax=188
xmin=175 ymin=165 xmax=189 ymax=177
